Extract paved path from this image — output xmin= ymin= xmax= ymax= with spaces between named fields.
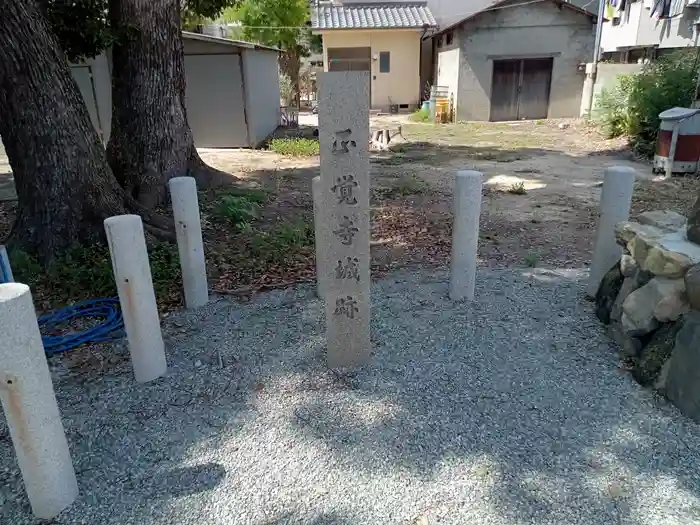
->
xmin=2 ymin=269 xmax=700 ymax=524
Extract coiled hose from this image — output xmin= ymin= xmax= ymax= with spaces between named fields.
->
xmin=0 ymin=248 xmax=124 ymax=354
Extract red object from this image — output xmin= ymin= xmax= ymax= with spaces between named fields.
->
xmin=656 ymin=129 xmax=700 ymax=161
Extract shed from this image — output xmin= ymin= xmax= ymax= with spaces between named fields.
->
xmin=69 ymin=32 xmax=281 ymax=148
xmin=431 ymin=0 xmax=596 ymax=122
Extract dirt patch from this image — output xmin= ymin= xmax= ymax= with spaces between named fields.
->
xmin=0 ymin=117 xmax=697 ymax=308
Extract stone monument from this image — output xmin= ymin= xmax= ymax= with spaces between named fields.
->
xmin=317 ymin=71 xmax=371 ymax=368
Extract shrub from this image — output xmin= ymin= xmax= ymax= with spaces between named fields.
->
xmin=269 ymin=137 xmax=320 ymax=156
xmin=10 ymin=242 xmax=181 ymax=308
xmin=215 ymin=195 xmax=260 ymax=225
xmin=410 ymin=108 xmax=430 ymax=122
xmin=594 ymin=50 xmax=699 ymax=157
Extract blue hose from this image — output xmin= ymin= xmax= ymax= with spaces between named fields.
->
xmin=38 ymin=298 xmax=125 ymax=355
xmin=0 ymin=248 xmax=124 ymax=354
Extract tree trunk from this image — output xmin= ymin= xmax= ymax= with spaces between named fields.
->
xmin=0 ymin=0 xmax=128 ymax=262
xmin=107 ymin=0 xmax=232 ymax=209
xmin=280 ymin=46 xmax=301 ymax=108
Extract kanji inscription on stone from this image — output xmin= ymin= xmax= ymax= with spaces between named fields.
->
xmin=331 ymin=175 xmax=358 ymax=205
xmin=318 ymin=71 xmax=371 ymax=368
xmin=335 ymin=257 xmax=360 ymax=282
xmin=333 ymin=216 xmax=358 ymax=245
xmin=334 ymin=296 xmax=359 ymax=319
xmin=332 ymin=129 xmax=357 ymax=153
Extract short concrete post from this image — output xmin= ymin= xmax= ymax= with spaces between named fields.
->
xmin=104 ymin=215 xmax=167 ymax=383
xmin=169 ymin=177 xmax=208 ymax=309
xmin=450 ymin=170 xmax=483 ymax=301
xmin=0 ymin=283 xmax=78 ymax=519
xmin=312 ymin=175 xmax=326 ymax=300
xmin=587 ymin=166 xmax=636 ymax=297
xmin=0 ymin=245 xmax=14 ymax=282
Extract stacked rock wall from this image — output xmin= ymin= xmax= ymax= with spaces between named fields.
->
xmin=596 ymin=210 xmax=700 ymax=422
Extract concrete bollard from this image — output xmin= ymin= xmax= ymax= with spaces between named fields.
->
xmin=0 ymin=283 xmax=78 ymax=519
xmin=104 ymin=215 xmax=167 ymax=383
xmin=0 ymin=245 xmax=14 ymax=282
xmin=450 ymin=170 xmax=483 ymax=301
xmin=312 ymin=175 xmax=326 ymax=300
xmin=587 ymin=166 xmax=636 ymax=297
xmin=169 ymin=177 xmax=208 ymax=309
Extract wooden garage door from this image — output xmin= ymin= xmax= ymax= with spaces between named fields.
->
xmin=490 ymin=58 xmax=553 ymax=122
xmin=184 ymin=54 xmax=249 ymax=148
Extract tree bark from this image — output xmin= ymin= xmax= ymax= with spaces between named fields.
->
xmin=0 ymin=0 xmax=129 ymax=262
xmin=107 ymin=0 xmax=232 ymax=209
xmin=280 ymin=46 xmax=302 ymax=107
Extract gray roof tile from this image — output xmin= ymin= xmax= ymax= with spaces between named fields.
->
xmin=311 ymin=2 xmax=437 ymax=29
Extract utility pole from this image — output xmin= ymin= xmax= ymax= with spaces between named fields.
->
xmin=586 ymin=0 xmax=607 ymax=117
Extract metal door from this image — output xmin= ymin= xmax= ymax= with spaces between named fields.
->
xmin=519 ymin=58 xmax=553 ymax=120
xmin=490 ymin=58 xmax=553 ymax=121
xmin=490 ymin=59 xmax=521 ymax=122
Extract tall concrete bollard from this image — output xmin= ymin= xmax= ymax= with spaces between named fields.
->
xmin=169 ymin=177 xmax=209 ymax=309
xmin=0 ymin=283 xmax=78 ymax=519
xmin=312 ymin=175 xmax=326 ymax=300
xmin=450 ymin=170 xmax=483 ymax=301
xmin=587 ymin=166 xmax=636 ymax=297
xmin=104 ymin=215 xmax=167 ymax=383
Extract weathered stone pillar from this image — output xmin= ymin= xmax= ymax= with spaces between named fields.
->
xmin=450 ymin=170 xmax=483 ymax=301
xmin=169 ymin=177 xmax=208 ymax=309
xmin=318 ymin=72 xmax=371 ymax=368
xmin=104 ymin=215 xmax=167 ymax=382
xmin=587 ymin=166 xmax=636 ymax=297
xmin=312 ymin=175 xmax=326 ymax=300
xmin=0 ymin=283 xmax=78 ymax=519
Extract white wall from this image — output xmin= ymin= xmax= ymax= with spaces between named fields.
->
xmin=242 ymin=49 xmax=281 ymax=147
xmin=435 ymin=33 xmax=461 ymax=112
xmin=601 ymin=1 xmax=700 ymax=51
xmin=69 ymin=53 xmax=112 ymax=143
xmin=319 ymin=29 xmax=423 ymax=108
xmin=70 ymin=41 xmax=280 ymax=148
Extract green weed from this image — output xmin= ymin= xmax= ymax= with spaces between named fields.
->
xmin=215 ymin=195 xmax=260 ymax=225
xmin=524 ymin=251 xmax=539 ymax=268
xmin=507 ymin=182 xmax=527 ymax=195
xmin=269 ymin=138 xmax=320 ymax=156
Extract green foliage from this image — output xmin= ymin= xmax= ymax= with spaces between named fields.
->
xmin=279 ymin=73 xmax=295 ymax=104
xmin=595 ymin=74 xmax=634 ymax=139
xmin=38 ymin=0 xmax=241 ymax=61
xmin=10 ymin=243 xmax=181 ymax=308
xmin=38 ymin=0 xmax=113 ymax=61
xmin=236 ymin=0 xmax=309 ymax=50
xmin=524 ymin=251 xmax=539 ymax=268
xmin=248 ymin=219 xmax=314 ymax=265
xmin=410 ymin=108 xmax=430 ymax=122
xmin=215 ymin=195 xmax=260 ymax=224
xmin=268 ymin=138 xmax=320 ymax=156
xmin=222 ymin=186 xmax=270 ymax=203
xmin=594 ymin=50 xmax=699 ymax=157
xmin=507 ymin=181 xmax=527 ymax=195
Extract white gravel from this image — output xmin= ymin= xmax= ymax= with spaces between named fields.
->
xmin=2 ymin=268 xmax=700 ymax=525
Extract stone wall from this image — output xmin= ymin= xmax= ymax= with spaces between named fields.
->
xmin=595 ymin=210 xmax=700 ymax=422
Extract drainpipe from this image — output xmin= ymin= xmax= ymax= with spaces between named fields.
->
xmin=586 ymin=0 xmax=607 ymax=117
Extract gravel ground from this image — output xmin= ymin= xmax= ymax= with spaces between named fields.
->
xmin=2 ymin=268 xmax=700 ymax=525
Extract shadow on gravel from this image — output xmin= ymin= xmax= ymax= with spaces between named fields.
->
xmin=283 ymin=270 xmax=700 ymax=524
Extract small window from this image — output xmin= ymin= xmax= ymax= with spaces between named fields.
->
xmin=436 ymin=35 xmax=443 ymax=48
xmin=379 ymin=51 xmax=390 ymax=73
xmin=446 ymin=32 xmax=453 ymax=45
